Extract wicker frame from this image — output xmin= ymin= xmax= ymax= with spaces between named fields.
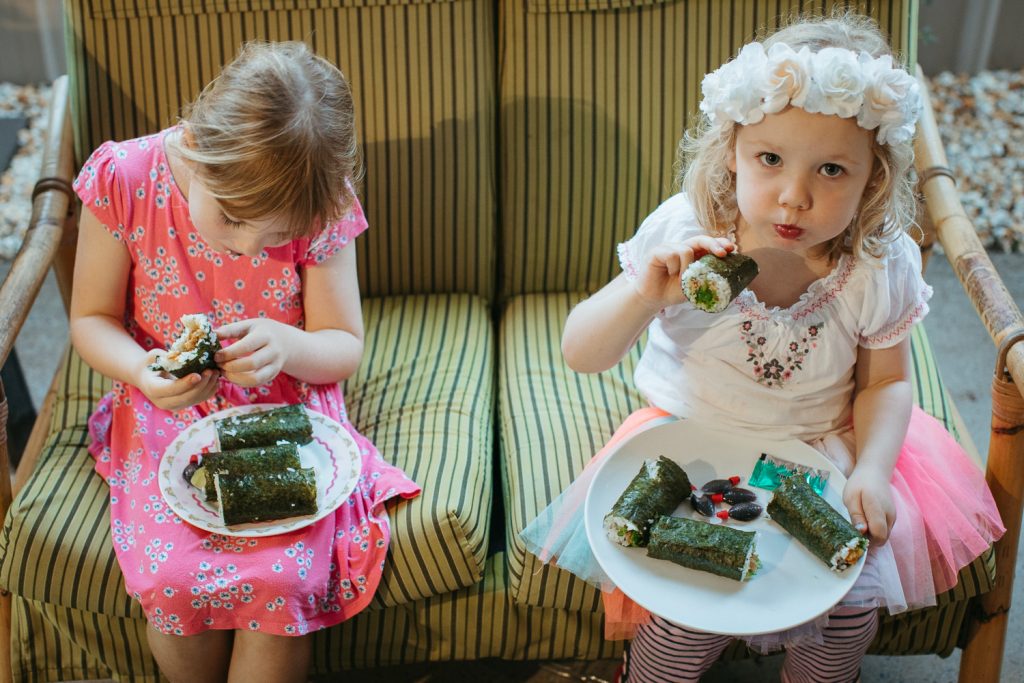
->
xmin=1 ymin=63 xmax=1022 ymax=683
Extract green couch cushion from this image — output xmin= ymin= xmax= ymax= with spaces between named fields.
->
xmin=0 ymin=294 xmax=494 ymax=617
xmin=64 ymin=0 xmax=497 ymax=300
xmin=10 ymin=552 xmax=619 ymax=681
xmin=499 ymin=292 xmax=994 ymax=615
xmin=497 ymin=0 xmax=918 ymax=298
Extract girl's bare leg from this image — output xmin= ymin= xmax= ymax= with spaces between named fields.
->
xmin=147 ymin=627 xmax=233 ymax=683
xmin=227 ymin=630 xmax=313 ymax=683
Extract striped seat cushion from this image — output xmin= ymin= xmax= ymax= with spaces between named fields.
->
xmin=66 ymin=0 xmax=497 ymax=301
xmin=499 ymin=293 xmax=995 ymax=614
xmin=0 ymin=294 xmax=494 ymax=616
xmin=497 ymin=0 xmax=917 ymax=298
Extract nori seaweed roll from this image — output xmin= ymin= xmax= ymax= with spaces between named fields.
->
xmin=603 ymin=456 xmax=692 ymax=547
xmin=681 ymin=252 xmax=759 ymax=313
xmin=767 ymin=475 xmax=868 ymax=571
xmin=189 ymin=443 xmax=303 ymax=502
xmin=215 ymin=404 xmax=313 ymax=450
xmin=647 ymin=516 xmax=760 ymax=581
xmin=151 ymin=313 xmax=220 ymax=378
xmin=214 ymin=467 xmax=318 ymax=526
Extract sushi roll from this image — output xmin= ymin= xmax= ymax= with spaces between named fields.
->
xmin=188 ymin=443 xmax=303 ymax=502
xmin=604 ymin=456 xmax=692 ymax=547
xmin=681 ymin=252 xmax=759 ymax=313
xmin=150 ymin=313 xmax=220 ymax=378
xmin=215 ymin=404 xmax=313 ymax=450
xmin=214 ymin=467 xmax=318 ymax=526
xmin=767 ymin=475 xmax=868 ymax=571
xmin=647 ymin=516 xmax=760 ymax=581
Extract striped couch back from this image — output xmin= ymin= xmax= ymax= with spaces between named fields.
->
xmin=65 ymin=0 xmax=497 ymax=300
xmin=498 ymin=0 xmax=918 ymax=297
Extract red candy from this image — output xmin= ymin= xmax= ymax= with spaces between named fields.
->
xmin=710 ymin=493 xmax=724 ymax=503
xmin=729 ymin=475 xmax=741 ymax=485
xmin=189 ymin=454 xmax=200 ymax=465
xmin=716 ymin=510 xmax=730 ymax=520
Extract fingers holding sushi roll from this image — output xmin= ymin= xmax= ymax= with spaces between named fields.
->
xmin=139 ymin=348 xmax=221 ymax=411
xmin=214 ymin=318 xmax=291 ymax=387
xmin=632 ymin=235 xmax=737 ymax=311
xmin=842 ymin=467 xmax=897 ymax=545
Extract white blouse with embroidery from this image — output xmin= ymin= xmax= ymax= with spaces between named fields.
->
xmin=617 ymin=193 xmax=933 ymax=441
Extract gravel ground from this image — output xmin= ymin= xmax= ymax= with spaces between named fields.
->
xmin=1 ymin=72 xmax=1023 ymax=258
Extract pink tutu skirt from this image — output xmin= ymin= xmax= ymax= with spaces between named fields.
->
xmin=520 ymin=405 xmax=1005 ymax=644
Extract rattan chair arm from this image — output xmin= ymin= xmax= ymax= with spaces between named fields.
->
xmin=0 ymin=76 xmax=73 ymax=369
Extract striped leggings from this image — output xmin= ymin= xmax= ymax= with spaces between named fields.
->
xmin=624 ymin=606 xmax=878 ymax=683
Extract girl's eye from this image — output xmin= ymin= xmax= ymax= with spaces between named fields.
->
xmin=758 ymin=152 xmax=782 ymax=167
xmin=220 ymin=213 xmax=244 ymax=228
xmin=820 ymin=163 xmax=845 ymax=178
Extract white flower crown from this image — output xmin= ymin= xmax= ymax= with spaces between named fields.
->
xmin=699 ymin=41 xmax=922 ymax=145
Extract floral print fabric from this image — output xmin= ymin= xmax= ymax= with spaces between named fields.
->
xmin=74 ymin=129 xmax=420 ymax=636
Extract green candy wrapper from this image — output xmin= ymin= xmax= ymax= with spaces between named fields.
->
xmin=767 ymin=474 xmax=867 ymax=571
xmin=748 ymin=451 xmax=829 ymax=495
xmin=647 ymin=516 xmax=760 ymax=581
xmin=603 ymin=456 xmax=692 ymax=547
xmin=214 ymin=467 xmax=318 ymax=526
xmin=215 ymin=404 xmax=313 ymax=450
xmin=190 ymin=443 xmax=302 ymax=502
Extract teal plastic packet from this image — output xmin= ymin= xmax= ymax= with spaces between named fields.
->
xmin=748 ymin=452 xmax=829 ymax=495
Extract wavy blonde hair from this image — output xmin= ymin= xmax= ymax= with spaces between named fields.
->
xmin=678 ymin=12 xmax=918 ymax=262
xmin=168 ymin=41 xmax=362 ymax=238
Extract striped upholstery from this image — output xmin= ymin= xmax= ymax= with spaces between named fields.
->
xmin=497 ymin=295 xmax=995 ymax=616
xmin=0 ymin=294 xmax=494 ymax=618
xmin=498 ymin=0 xmax=918 ymax=298
xmin=65 ymin=0 xmax=497 ymax=300
xmin=11 ymin=553 xmax=620 ymax=681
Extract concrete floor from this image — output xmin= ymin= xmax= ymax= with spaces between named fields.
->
xmin=2 ymin=249 xmax=1023 ymax=682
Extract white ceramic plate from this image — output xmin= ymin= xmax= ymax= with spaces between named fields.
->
xmin=159 ymin=403 xmax=361 ymax=537
xmin=585 ymin=419 xmax=864 ymax=635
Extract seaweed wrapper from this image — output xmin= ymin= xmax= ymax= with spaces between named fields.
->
xmin=603 ymin=456 xmax=692 ymax=546
xmin=214 ymin=468 xmax=318 ymax=526
xmin=646 ymin=516 xmax=759 ymax=581
xmin=767 ymin=475 xmax=867 ymax=571
xmin=216 ymin=404 xmax=313 ymax=450
xmin=681 ymin=252 xmax=759 ymax=313
xmin=151 ymin=313 xmax=220 ymax=378
xmin=190 ymin=443 xmax=302 ymax=502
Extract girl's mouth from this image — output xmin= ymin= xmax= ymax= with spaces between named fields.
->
xmin=774 ymin=224 xmax=804 ymax=240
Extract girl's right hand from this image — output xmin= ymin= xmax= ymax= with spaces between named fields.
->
xmin=632 ymin=235 xmax=736 ymax=310
xmin=135 ymin=349 xmax=220 ymax=411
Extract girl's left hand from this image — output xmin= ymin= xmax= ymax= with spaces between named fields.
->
xmin=842 ymin=465 xmax=897 ymax=545
xmin=214 ymin=319 xmax=292 ymax=387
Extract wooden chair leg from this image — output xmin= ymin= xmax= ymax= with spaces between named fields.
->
xmin=958 ymin=333 xmax=1024 ymax=683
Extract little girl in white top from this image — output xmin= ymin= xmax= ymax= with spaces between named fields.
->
xmin=521 ymin=13 xmax=1004 ymax=683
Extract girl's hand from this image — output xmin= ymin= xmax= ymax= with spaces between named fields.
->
xmin=842 ymin=465 xmax=897 ymax=545
xmin=633 ymin=236 xmax=735 ymax=310
xmin=214 ymin=319 xmax=293 ymax=387
xmin=136 ymin=349 xmax=220 ymax=411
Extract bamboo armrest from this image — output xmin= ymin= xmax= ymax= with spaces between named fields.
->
xmin=0 ymin=76 xmax=74 ymax=370
xmin=914 ymin=66 xmax=1024 ymax=391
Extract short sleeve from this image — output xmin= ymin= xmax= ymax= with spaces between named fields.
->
xmin=72 ymin=141 xmax=133 ymax=242
xmin=616 ymin=193 xmax=706 ymax=282
xmin=299 ymin=193 xmax=369 ymax=267
xmin=857 ymin=232 xmax=934 ymax=348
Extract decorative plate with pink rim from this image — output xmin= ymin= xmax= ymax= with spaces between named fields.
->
xmin=159 ymin=403 xmax=361 ymax=537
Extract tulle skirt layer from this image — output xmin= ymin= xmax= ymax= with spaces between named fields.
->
xmin=519 ymin=406 xmax=1005 ymax=645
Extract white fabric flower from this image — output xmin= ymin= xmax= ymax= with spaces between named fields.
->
xmin=762 ymin=43 xmax=813 ymax=114
xmin=801 ymin=47 xmax=865 ymax=118
xmin=858 ymin=54 xmax=922 ymax=144
xmin=700 ymin=43 xmax=768 ymax=125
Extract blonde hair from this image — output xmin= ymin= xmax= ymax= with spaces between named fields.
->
xmin=168 ymin=41 xmax=361 ymax=238
xmin=679 ymin=12 xmax=918 ymax=262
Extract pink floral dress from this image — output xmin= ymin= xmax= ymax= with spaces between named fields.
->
xmin=73 ymin=129 xmax=421 ymax=636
